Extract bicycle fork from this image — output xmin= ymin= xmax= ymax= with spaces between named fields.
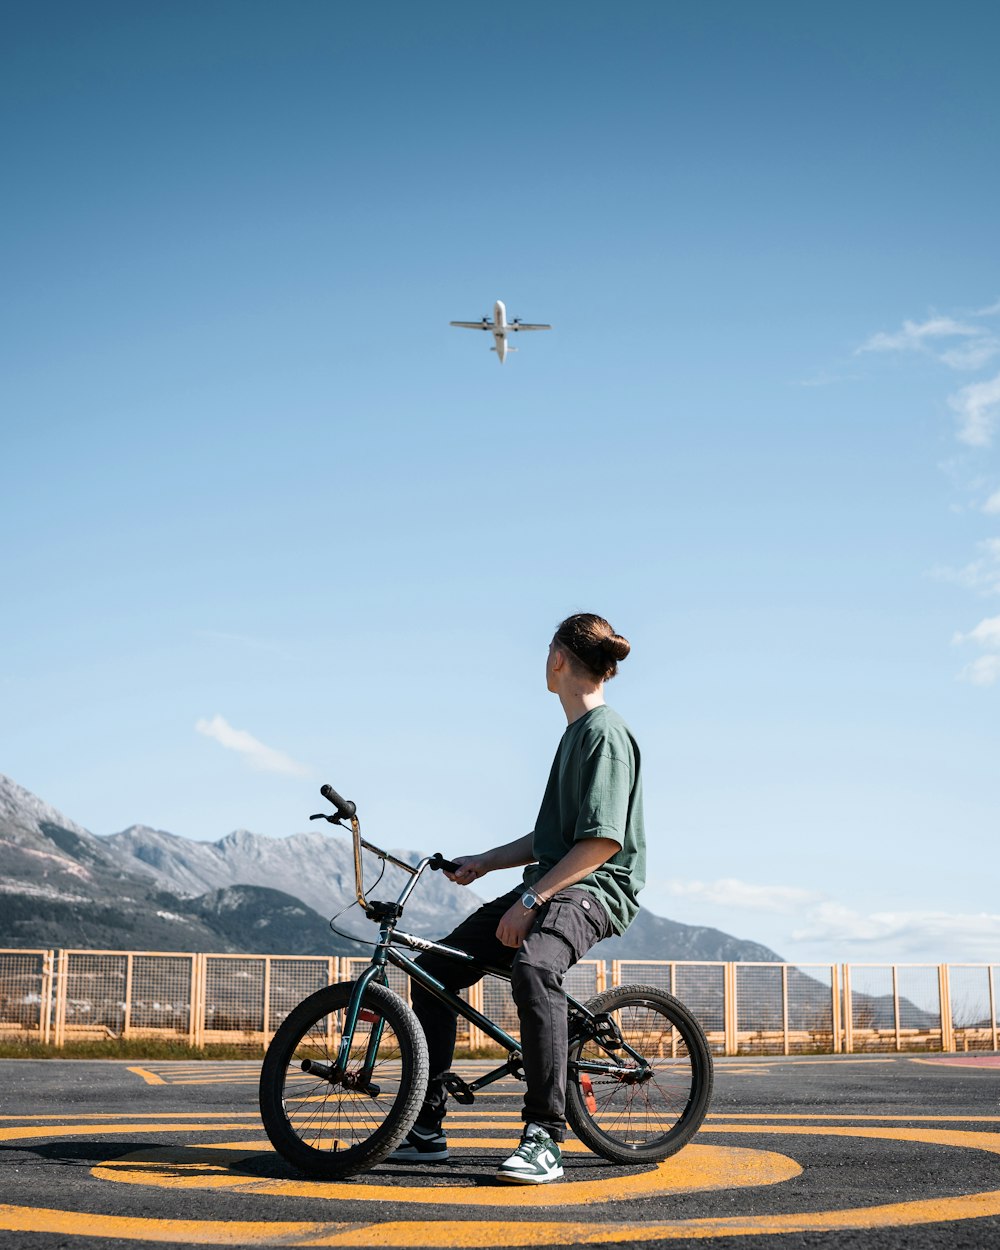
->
xmin=301 ymin=951 xmax=390 ymax=1096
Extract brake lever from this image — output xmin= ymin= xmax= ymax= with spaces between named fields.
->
xmin=310 ymin=813 xmax=342 ymax=824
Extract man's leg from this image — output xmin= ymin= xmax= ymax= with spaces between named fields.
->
xmin=403 ymin=889 xmax=520 ymax=1135
xmin=508 ymin=890 xmax=612 ymax=1143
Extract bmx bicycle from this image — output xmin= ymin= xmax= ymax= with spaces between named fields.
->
xmin=259 ymin=784 xmax=714 ymax=1178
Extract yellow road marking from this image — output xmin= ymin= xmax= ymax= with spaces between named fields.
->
xmin=3 ymin=1118 xmax=1000 ymax=1243
xmin=300 ymin=1194 xmax=1000 ymax=1244
xmin=3 ymin=1179 xmax=1000 ymax=1248
xmin=7 ymin=1110 xmax=999 ymax=1126
xmin=128 ymin=1066 xmax=166 ymax=1086
xmin=6 ymin=1110 xmax=998 ymax=1126
xmin=162 ymin=1079 xmax=264 ymax=1086
xmin=0 ymin=1206 xmax=332 ymax=1245
xmin=130 ymin=1057 xmax=903 ymax=1089
xmin=149 ymin=1066 xmax=261 ymax=1072
xmin=709 ymin=1113 xmax=1000 ymax=1122
xmin=0 ymin=1114 xmax=261 ymax=1121
xmin=93 ymin=1142 xmax=799 ymax=1205
xmin=704 ymin=1060 xmax=894 ymax=1068
xmin=701 ymin=1125 xmax=1000 ymax=1146
xmin=0 ymin=1123 xmax=252 ymax=1143
xmin=910 ymin=1057 xmax=1000 ymax=1069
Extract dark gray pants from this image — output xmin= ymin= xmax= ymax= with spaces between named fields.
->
xmin=410 ymin=886 xmax=612 ymax=1142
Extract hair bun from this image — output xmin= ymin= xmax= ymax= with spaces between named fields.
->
xmin=553 ymin=612 xmax=630 ymax=681
xmin=605 ymin=633 xmax=631 ymax=662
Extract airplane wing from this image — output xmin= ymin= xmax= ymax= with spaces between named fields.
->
xmin=508 ymin=322 xmax=551 ymax=331
xmin=450 ymin=320 xmax=492 ymax=330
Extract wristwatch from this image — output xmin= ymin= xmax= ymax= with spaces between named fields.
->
xmin=520 ymin=891 xmax=545 ymax=910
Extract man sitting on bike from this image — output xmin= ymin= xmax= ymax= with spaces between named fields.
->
xmin=390 ymin=612 xmax=646 ymax=1184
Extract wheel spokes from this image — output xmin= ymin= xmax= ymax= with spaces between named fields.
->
xmin=281 ymin=1008 xmax=405 ymax=1153
xmin=574 ymin=1002 xmax=697 ymax=1146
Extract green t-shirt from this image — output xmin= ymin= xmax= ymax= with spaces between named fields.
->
xmin=523 ymin=704 xmax=645 ymax=935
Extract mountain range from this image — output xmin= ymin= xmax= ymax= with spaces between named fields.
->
xmin=0 ymin=773 xmax=782 ymax=962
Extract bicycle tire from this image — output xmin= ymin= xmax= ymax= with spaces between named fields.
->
xmin=565 ymin=984 xmax=714 ymax=1164
xmin=259 ymin=979 xmax=429 ymax=1178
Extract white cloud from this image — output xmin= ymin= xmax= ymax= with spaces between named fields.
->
xmin=660 ymin=877 xmax=824 ymax=912
xmin=959 ymin=655 xmax=1000 ymax=687
xmin=952 ymin=614 xmax=1000 ymax=649
xmin=939 ymin=338 xmax=1000 ymax=371
xmin=953 ymin=614 xmax=1000 ymax=686
xmin=857 ymin=316 xmax=980 ymax=355
xmin=948 ymin=372 xmax=1000 ymax=446
xmin=195 ymin=715 xmax=310 ymax=777
xmin=858 ymin=315 xmax=999 ymax=375
xmin=792 ymin=903 xmax=1000 ymax=961
xmin=654 ymin=878 xmax=1000 ymax=961
xmin=852 ymin=303 xmax=1000 ymax=686
xmin=932 ymin=537 xmax=1000 ymax=595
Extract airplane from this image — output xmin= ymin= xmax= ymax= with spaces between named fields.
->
xmin=450 ymin=299 xmax=551 ymax=364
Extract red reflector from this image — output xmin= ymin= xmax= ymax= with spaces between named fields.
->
xmin=581 ymin=1074 xmax=597 ymax=1114
xmin=359 ymin=1010 xmax=381 ymax=1024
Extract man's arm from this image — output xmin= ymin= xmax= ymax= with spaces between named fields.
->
xmin=522 ymin=836 xmax=619 ymax=901
xmin=446 ymin=831 xmax=536 ymax=887
xmin=495 ymin=836 xmax=619 ymax=948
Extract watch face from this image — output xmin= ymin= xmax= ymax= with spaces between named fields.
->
xmin=522 ymin=892 xmax=539 ymax=909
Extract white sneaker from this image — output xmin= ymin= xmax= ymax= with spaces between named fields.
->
xmin=496 ymin=1123 xmax=564 ymax=1184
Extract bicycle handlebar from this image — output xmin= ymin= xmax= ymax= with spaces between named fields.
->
xmin=320 ymin=784 xmax=356 ymax=822
xmin=316 ymin=784 xmax=461 ymax=912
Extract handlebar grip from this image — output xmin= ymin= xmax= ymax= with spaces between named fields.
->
xmin=320 ymin=784 xmax=357 ymax=821
xmin=429 ymin=852 xmax=460 ymax=874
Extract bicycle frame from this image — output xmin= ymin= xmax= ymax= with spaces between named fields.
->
xmin=323 ymin=809 xmax=650 ymax=1095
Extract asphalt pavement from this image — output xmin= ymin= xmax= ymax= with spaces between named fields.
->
xmin=1 ymin=1053 xmax=999 ymax=1249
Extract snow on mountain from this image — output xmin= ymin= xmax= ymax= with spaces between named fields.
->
xmin=104 ymin=824 xmax=480 ymax=936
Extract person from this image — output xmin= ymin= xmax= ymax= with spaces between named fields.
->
xmin=390 ymin=612 xmax=646 ymax=1184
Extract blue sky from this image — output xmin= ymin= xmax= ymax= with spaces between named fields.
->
xmin=2 ymin=1 xmax=999 ymax=963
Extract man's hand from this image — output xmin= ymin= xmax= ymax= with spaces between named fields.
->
xmin=496 ymin=900 xmax=537 ymax=949
xmin=445 ymin=854 xmax=493 ymax=887
xmin=443 ymin=833 xmax=536 ymax=886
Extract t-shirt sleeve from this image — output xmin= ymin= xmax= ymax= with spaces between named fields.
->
xmin=573 ymin=749 xmax=630 ymax=848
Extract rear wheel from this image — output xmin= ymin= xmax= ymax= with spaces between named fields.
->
xmin=259 ymin=980 xmax=428 ymax=1178
xmin=566 ymin=984 xmax=714 ymax=1163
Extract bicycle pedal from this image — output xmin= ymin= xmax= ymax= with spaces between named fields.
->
xmin=442 ymin=1071 xmax=475 ymax=1105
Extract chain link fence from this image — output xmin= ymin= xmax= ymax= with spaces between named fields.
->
xmin=0 ymin=949 xmax=53 ymax=1043
xmin=2 ymin=948 xmax=997 ymax=1055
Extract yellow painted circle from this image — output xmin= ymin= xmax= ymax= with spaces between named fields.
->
xmin=92 ymin=1140 xmax=801 ymax=1205
xmin=1 ymin=1119 xmax=999 ymax=1243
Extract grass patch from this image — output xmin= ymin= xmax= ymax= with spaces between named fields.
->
xmin=0 ymin=1038 xmax=264 ymax=1060
xmin=0 ymin=1038 xmax=511 ymax=1061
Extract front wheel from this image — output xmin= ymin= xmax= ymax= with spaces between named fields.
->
xmin=259 ymin=979 xmax=428 ymax=1178
xmin=566 ymin=984 xmax=714 ymax=1164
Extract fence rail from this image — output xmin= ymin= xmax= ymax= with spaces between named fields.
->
xmin=2 ymin=948 xmax=997 ymax=1056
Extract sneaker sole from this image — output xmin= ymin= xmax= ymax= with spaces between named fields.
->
xmin=387 ymin=1150 xmax=450 ymax=1163
xmin=495 ymin=1167 xmax=564 ymax=1185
